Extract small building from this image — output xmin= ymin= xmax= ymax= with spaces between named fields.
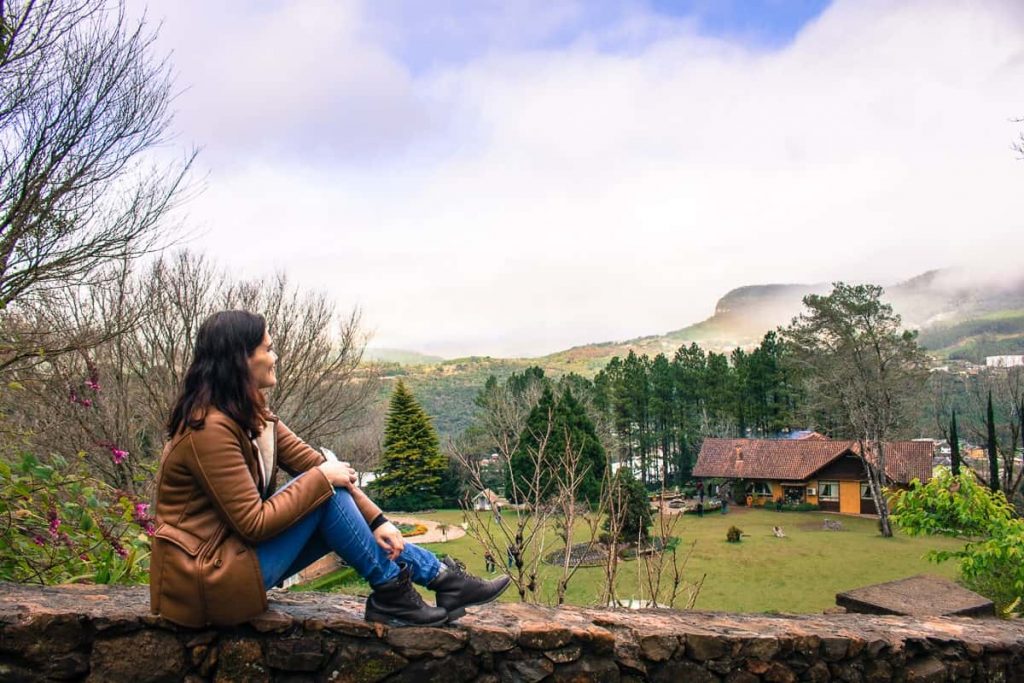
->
xmin=693 ymin=438 xmax=933 ymax=515
xmin=986 ymin=355 xmax=1024 ymax=368
xmin=471 ymin=488 xmax=508 ymax=511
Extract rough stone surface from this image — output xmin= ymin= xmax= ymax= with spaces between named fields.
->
xmin=2 ymin=582 xmax=1024 ymax=682
xmin=836 ymin=574 xmax=995 ymax=617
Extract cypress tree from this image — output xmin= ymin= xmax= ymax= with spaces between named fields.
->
xmin=507 ymin=386 xmax=606 ymax=506
xmin=987 ymin=390 xmax=999 ymax=493
xmin=949 ymin=409 xmax=961 ymax=476
xmin=372 ymin=380 xmax=448 ymax=511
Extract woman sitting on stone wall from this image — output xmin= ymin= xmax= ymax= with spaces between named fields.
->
xmin=149 ymin=310 xmax=508 ymax=628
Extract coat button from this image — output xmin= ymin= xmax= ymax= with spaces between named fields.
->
xmin=214 ymin=558 xmax=222 ymax=568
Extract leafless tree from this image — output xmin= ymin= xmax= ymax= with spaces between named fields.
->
xmin=329 ymin=398 xmax=385 ymax=486
xmin=452 ymin=410 xmax=558 ymax=603
xmin=0 ymin=0 xmax=193 ymax=370
xmin=1 ymin=251 xmax=378 ymax=492
xmin=635 ymin=483 xmax=702 ymax=609
xmin=222 ymin=274 xmax=378 ymax=446
xmin=549 ymin=431 xmax=603 ymax=606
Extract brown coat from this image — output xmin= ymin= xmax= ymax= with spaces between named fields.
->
xmin=149 ymin=408 xmax=333 ymax=627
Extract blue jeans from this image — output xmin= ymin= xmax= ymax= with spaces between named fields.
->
xmin=255 ymin=477 xmax=441 ymax=590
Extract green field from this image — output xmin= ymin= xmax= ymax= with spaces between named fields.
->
xmin=304 ymin=507 xmax=965 ymax=614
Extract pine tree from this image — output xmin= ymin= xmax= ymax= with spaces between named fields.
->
xmin=506 ymin=386 xmax=606 ymax=506
xmin=949 ymin=409 xmax=961 ymax=476
xmin=987 ymin=390 xmax=999 ymax=493
xmin=371 ymin=380 xmax=448 ymax=511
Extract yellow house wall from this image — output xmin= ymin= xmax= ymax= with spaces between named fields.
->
xmin=771 ymin=482 xmax=783 ymax=501
xmin=839 ymin=480 xmax=861 ymax=514
xmin=806 ymin=493 xmax=819 ymax=505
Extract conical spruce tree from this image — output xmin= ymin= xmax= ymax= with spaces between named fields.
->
xmin=371 ymin=380 xmax=448 ymax=511
xmin=506 ymin=386 xmax=558 ymax=503
xmin=506 ymin=386 xmax=606 ymax=506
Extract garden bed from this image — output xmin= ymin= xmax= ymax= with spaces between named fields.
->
xmin=543 ymin=537 xmax=677 ymax=566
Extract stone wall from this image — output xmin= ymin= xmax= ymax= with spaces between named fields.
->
xmin=2 ymin=583 xmax=1024 ymax=682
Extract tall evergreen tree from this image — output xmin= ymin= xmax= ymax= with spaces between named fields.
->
xmin=949 ymin=409 xmax=961 ymax=476
xmin=987 ymin=390 xmax=999 ymax=493
xmin=372 ymin=380 xmax=448 ymax=511
xmin=506 ymin=386 xmax=606 ymax=505
xmin=507 ymin=386 xmax=558 ymax=502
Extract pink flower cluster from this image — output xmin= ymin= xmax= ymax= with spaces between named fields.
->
xmin=133 ymin=502 xmax=155 ymax=536
xmin=110 ymin=447 xmax=128 ymax=465
xmin=69 ymin=361 xmax=101 ymax=406
xmin=47 ymin=507 xmax=61 ymax=539
xmin=68 ymin=388 xmax=93 ymax=408
xmin=85 ymin=360 xmax=101 ymax=392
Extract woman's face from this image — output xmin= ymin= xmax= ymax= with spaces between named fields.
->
xmin=248 ymin=332 xmax=278 ymax=390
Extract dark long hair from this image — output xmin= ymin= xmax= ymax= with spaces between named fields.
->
xmin=167 ymin=310 xmax=269 ymax=438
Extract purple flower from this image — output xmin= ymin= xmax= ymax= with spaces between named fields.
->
xmin=32 ymin=535 xmax=45 ymax=546
xmin=112 ymin=541 xmax=128 ymax=559
xmin=47 ymin=508 xmax=61 ymax=538
xmin=69 ymin=388 xmax=94 ymax=408
xmin=86 ymin=360 xmax=101 ymax=392
xmin=110 ymin=447 xmax=128 ymax=465
xmin=133 ymin=502 xmax=149 ymax=521
xmin=143 ymin=522 xmax=155 ymax=536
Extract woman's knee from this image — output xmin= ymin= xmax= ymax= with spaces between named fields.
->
xmin=325 ymin=486 xmax=361 ymax=517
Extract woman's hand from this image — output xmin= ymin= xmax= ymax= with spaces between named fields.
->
xmin=373 ymin=522 xmax=405 ymax=560
xmin=317 ymin=461 xmax=357 ymax=489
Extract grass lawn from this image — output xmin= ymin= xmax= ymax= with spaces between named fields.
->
xmin=312 ymin=507 xmax=966 ymax=614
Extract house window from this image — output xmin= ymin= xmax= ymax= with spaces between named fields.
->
xmin=751 ymin=481 xmax=773 ymax=496
xmin=860 ymin=483 xmax=874 ymax=500
xmin=818 ymin=481 xmax=839 ymax=501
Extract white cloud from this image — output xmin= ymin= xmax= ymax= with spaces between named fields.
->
xmin=138 ymin=0 xmax=1024 ymax=357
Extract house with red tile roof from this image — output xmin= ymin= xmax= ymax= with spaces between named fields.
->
xmin=692 ymin=438 xmax=933 ymax=515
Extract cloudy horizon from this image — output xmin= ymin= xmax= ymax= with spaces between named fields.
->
xmin=132 ymin=0 xmax=1024 ymax=358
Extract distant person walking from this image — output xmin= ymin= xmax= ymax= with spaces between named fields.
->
xmin=484 ymin=551 xmax=496 ymax=573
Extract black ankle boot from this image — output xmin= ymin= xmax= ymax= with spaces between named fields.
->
xmin=365 ymin=564 xmax=449 ymax=626
xmin=428 ymin=556 xmax=511 ymax=621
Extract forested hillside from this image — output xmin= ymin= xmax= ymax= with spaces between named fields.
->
xmin=381 ymin=268 xmax=1024 ymax=439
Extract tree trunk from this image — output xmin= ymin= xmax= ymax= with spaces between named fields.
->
xmin=864 ymin=438 xmax=893 ymax=537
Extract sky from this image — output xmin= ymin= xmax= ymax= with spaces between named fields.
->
xmin=132 ymin=0 xmax=1024 ymax=358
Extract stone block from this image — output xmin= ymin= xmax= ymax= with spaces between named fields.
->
xmin=87 ymin=630 xmax=185 ymax=683
xmin=638 ymin=634 xmax=679 ymax=662
xmin=518 ymin=622 xmax=574 ymax=649
xmin=544 ymin=643 xmax=583 ymax=664
xmin=265 ymin=636 xmax=325 ymax=671
xmin=214 ymin=638 xmax=269 ymax=683
xmin=904 ymin=656 xmax=947 ymax=683
xmin=386 ymin=625 xmax=468 ymax=657
xmin=687 ymin=633 xmax=729 ymax=661
xmin=650 ymin=659 xmax=718 ymax=683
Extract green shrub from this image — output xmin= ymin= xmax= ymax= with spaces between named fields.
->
xmin=726 ymin=526 xmax=743 ymax=543
xmin=0 ymin=452 xmax=152 ymax=585
xmin=892 ymin=468 xmax=1024 ymax=616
